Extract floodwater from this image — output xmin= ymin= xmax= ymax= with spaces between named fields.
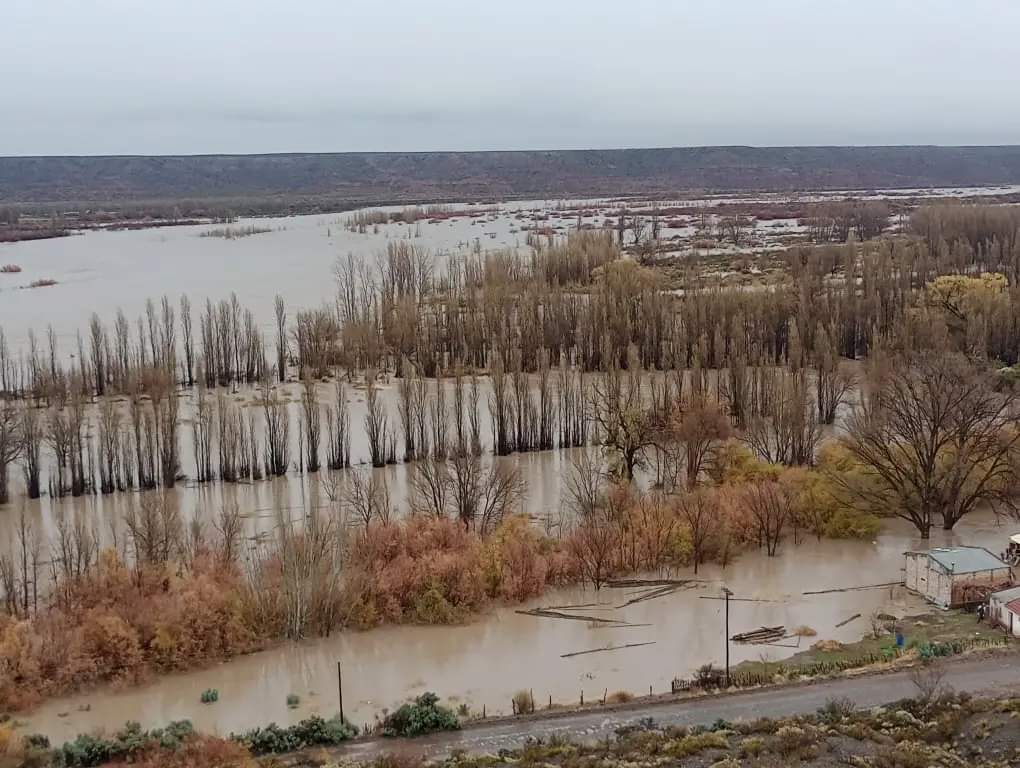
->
xmin=3 ymin=187 xmax=1019 ymax=740
xmin=2 ymin=185 xmax=1014 ymax=351
xmin=6 ymin=373 xmax=586 ymax=556
xmin=19 ymin=510 xmax=1014 ymax=742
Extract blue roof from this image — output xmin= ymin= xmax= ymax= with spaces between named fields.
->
xmin=925 ymin=546 xmax=1008 ymax=574
xmin=990 ymin=585 xmax=1020 ymax=602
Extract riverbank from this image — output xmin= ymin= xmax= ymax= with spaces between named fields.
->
xmin=13 ymin=508 xmax=1008 ymax=744
xmin=9 ymin=647 xmax=1019 ymax=767
xmin=334 ymin=683 xmax=1020 ymax=767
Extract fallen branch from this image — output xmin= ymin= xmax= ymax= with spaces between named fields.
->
xmin=698 ymin=596 xmax=780 ymax=603
xmin=615 ymin=584 xmax=692 ymax=608
xmin=835 ymin=613 xmax=862 ymax=628
xmin=516 ymin=608 xmax=631 ymax=625
xmin=802 ymin=582 xmax=901 ymax=595
xmin=606 ymin=578 xmax=704 ymax=588
xmin=560 ymin=641 xmax=656 ymax=658
xmin=731 ymin=625 xmax=785 ymax=644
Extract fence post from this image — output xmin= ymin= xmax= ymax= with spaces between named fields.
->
xmin=337 ymin=661 xmax=344 ymax=725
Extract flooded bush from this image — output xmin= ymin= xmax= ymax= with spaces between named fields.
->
xmin=512 ymin=689 xmax=535 ymax=715
xmin=56 ymin=719 xmax=195 ymax=767
xmin=199 ymin=224 xmax=272 ymax=239
xmin=380 ymin=692 xmax=459 ymax=737
xmin=233 ymin=715 xmax=357 ymax=755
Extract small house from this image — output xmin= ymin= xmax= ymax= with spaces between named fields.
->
xmin=904 ymin=546 xmax=1013 ymax=609
xmin=989 ymin=586 xmax=1020 ymax=637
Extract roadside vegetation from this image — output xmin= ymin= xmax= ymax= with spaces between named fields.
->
xmin=369 ymin=692 xmax=1020 ymax=768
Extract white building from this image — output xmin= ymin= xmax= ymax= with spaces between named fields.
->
xmin=904 ymin=546 xmax=1013 ymax=609
xmin=989 ymin=586 xmax=1020 ymax=637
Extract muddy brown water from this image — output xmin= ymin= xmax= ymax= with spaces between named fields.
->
xmin=17 ymin=510 xmax=1016 ymax=742
xmin=3 ymin=186 xmax=1011 ymax=351
xmin=3 ymin=189 xmax=1019 ymax=741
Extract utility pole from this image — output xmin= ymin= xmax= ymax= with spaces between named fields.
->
xmin=722 ymin=587 xmax=732 ymax=687
xmin=337 ymin=661 xmax=345 ymax=724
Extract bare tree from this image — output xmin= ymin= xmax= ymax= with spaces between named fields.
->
xmin=124 ymin=493 xmax=182 ymax=572
xmin=666 ymin=397 xmax=733 ymax=490
xmin=745 ymin=370 xmax=819 ymax=466
xmin=590 ymin=357 xmax=655 ymax=479
xmin=677 ymin=488 xmax=722 ymax=574
xmin=343 ymin=468 xmax=391 ymax=526
xmin=20 ymin=407 xmax=42 ymax=499
xmin=448 ymin=454 xmax=524 ymax=533
xmin=840 ymin=354 xmax=1018 ymax=538
xmin=261 ymin=376 xmax=290 ymax=477
xmin=364 ymin=369 xmax=387 ymax=468
xmin=301 ymin=374 xmax=321 ymax=473
xmin=275 ymin=295 xmax=288 ymax=382
xmin=568 ymin=510 xmax=619 ymax=589
xmin=192 ymin=387 xmax=214 ymax=483
xmin=410 ymin=457 xmax=450 ymax=517
xmin=213 ymin=504 xmax=244 ymax=568
xmin=743 ymin=478 xmax=791 ymax=556
xmin=565 ymin=450 xmax=605 ymax=522
xmin=180 ymin=294 xmax=195 ymax=386
xmin=325 ymin=379 xmax=351 ymax=470
xmin=0 ymin=403 xmax=21 ymax=504
xmin=814 ymin=326 xmax=855 ymax=424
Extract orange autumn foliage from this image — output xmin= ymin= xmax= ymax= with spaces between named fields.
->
xmin=0 ymin=552 xmax=258 ymax=713
xmin=342 ymin=515 xmax=575 ymax=627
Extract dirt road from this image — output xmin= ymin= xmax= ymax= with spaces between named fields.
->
xmin=327 ymin=655 xmax=1020 ymax=762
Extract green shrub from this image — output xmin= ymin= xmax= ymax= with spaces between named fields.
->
xmin=665 ymin=731 xmax=728 ymax=758
xmin=739 ymin=736 xmax=764 ymax=757
xmin=381 ymin=692 xmax=460 ymax=737
xmin=200 ymin=688 xmax=219 ymax=704
xmin=58 ymin=734 xmax=113 ymax=768
xmin=23 ymin=733 xmax=51 ymax=750
xmin=233 ymin=715 xmax=357 ymax=756
xmin=56 ymin=720 xmax=194 ymax=767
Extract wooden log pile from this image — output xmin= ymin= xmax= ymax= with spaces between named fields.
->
xmin=730 ymin=625 xmax=786 ymax=644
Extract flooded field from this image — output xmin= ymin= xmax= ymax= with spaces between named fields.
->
xmin=3 ymin=186 xmax=1017 ymax=351
xmin=3 ymin=186 xmax=1019 ymax=743
xmin=18 ymin=509 xmax=1013 ymax=742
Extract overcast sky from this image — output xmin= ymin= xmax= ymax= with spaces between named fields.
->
xmin=3 ymin=0 xmax=1019 ymax=156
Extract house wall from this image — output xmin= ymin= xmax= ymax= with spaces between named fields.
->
xmin=930 ymin=566 xmax=953 ymax=607
xmin=990 ymin=598 xmax=1020 ymax=637
xmin=948 ymin=567 xmax=1014 ymax=608
xmin=904 ymin=553 xmax=924 ymax=592
xmin=904 ymin=553 xmax=1012 ymax=608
